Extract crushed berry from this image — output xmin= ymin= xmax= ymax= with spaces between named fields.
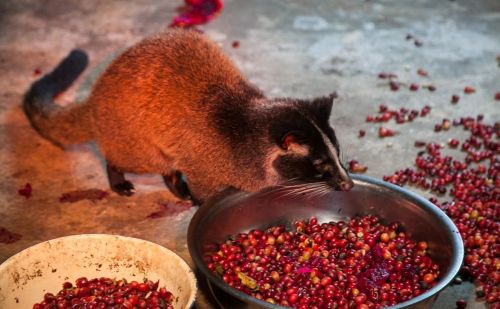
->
xmin=18 ymin=183 xmax=32 ymax=199
xmin=59 ymin=189 xmax=108 ymax=203
xmin=170 ymin=0 xmax=224 ymax=28
xmin=33 ymin=68 xmax=42 ymax=76
xmin=33 ymin=277 xmax=174 ymax=309
xmin=495 ymin=92 xmax=500 ymax=101
xmin=231 ymin=40 xmax=240 ymax=48
xmin=358 ymin=130 xmax=366 ymax=138
xmin=451 ymin=94 xmax=460 ymax=104
xmin=147 ymin=201 xmax=192 ymax=218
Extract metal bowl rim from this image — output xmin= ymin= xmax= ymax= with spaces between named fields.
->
xmin=188 ymin=174 xmax=464 ymax=309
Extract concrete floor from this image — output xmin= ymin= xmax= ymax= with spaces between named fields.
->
xmin=1 ymin=0 xmax=499 ymax=308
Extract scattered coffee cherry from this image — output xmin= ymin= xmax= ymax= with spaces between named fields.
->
xmin=209 ymin=216 xmax=440 ymax=308
xmin=378 ymin=126 xmax=395 ymax=138
xmin=383 ymin=117 xmax=499 ymax=305
xmin=232 ymin=40 xmax=240 ymax=48
xmin=389 ymin=81 xmax=400 ymax=91
xmin=414 ymin=140 xmax=426 ymax=147
xmin=378 ymin=72 xmax=397 ymax=79
xmin=456 ymin=298 xmax=467 ymax=308
xmin=365 ymin=104 xmax=430 ymax=125
xmin=420 ymin=85 xmax=434 ymax=91
xmin=420 ymin=105 xmax=431 ymax=116
xmin=434 ymin=119 xmax=450 ymax=132
xmin=464 ymin=86 xmax=476 ymax=94
xmin=495 ymin=92 xmax=500 ymax=101
xmin=417 ymin=68 xmax=428 ymax=77
xmin=451 ymin=94 xmax=460 ymax=104
xmin=409 ymin=83 xmax=419 ymax=91
xmin=348 ymin=159 xmax=368 ymax=173
xmin=358 ymin=130 xmax=366 ymax=138
xmin=448 ymin=139 xmax=460 ymax=148
xmin=33 ymin=277 xmax=174 ymax=309
xmin=442 ymin=119 xmax=450 ymax=130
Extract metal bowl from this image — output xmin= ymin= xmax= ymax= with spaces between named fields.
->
xmin=188 ymin=175 xmax=464 ymax=309
xmin=0 ymin=234 xmax=197 ymax=308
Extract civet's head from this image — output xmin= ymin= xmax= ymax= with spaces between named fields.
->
xmin=262 ymin=95 xmax=353 ymax=191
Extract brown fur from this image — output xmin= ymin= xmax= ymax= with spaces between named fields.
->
xmin=24 ymin=29 xmax=353 ymax=202
xmin=91 ymin=30 xmax=268 ymax=200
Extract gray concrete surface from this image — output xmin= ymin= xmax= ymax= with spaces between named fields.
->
xmin=1 ymin=0 xmax=499 ymax=308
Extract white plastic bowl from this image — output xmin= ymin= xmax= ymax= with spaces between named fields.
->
xmin=0 ymin=234 xmax=197 ymax=308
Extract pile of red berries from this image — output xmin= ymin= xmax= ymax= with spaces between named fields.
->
xmin=33 ymin=277 xmax=174 ymax=309
xmin=383 ymin=117 xmax=499 ymax=305
xmin=208 ymin=215 xmax=440 ymax=308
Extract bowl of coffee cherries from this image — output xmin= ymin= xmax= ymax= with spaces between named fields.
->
xmin=188 ymin=174 xmax=463 ymax=309
xmin=0 ymin=234 xmax=197 ymax=308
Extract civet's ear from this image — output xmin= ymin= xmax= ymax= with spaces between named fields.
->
xmin=280 ymin=130 xmax=306 ymax=151
xmin=310 ymin=94 xmax=335 ymax=121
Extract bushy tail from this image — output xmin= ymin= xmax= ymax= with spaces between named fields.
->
xmin=23 ymin=49 xmax=94 ymax=147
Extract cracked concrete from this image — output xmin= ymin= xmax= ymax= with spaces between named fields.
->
xmin=1 ymin=0 xmax=499 ymax=308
